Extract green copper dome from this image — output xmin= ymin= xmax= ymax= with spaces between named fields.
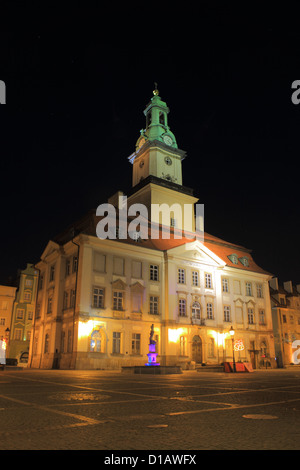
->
xmin=136 ymin=86 xmax=178 ymax=150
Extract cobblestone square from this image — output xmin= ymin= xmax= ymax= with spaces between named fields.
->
xmin=0 ymin=368 xmax=300 ymax=450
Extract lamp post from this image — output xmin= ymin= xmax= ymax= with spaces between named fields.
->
xmin=229 ymin=326 xmax=236 ymax=372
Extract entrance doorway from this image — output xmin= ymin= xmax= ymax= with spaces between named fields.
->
xmin=192 ymin=335 xmax=202 ymax=363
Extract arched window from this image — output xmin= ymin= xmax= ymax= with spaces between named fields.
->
xmin=192 ymin=301 xmax=201 ymax=320
xmin=90 ymin=330 xmax=102 ymax=353
xmin=159 ymin=111 xmax=165 ymax=125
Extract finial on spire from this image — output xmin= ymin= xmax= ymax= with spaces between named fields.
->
xmin=153 ymin=82 xmax=159 ymax=96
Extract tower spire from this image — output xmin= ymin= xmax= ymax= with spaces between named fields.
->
xmin=153 ymin=82 xmax=159 ymax=96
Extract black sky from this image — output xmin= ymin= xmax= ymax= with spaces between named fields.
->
xmin=0 ymin=3 xmax=300 ymax=285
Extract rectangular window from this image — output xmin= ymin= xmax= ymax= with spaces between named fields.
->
xmin=63 ymin=291 xmax=69 ymax=310
xmin=44 ymin=333 xmax=50 ymax=353
xmin=65 ymin=259 xmax=71 ymax=277
xmin=170 ymin=217 xmax=176 ymax=227
xmin=113 ymin=257 xmax=124 ymax=276
xmin=180 ymin=336 xmax=186 ymax=356
xmin=208 ymin=338 xmax=215 ymax=357
xmin=16 ymin=308 xmax=24 ymax=320
xmin=36 ymin=303 xmax=41 ymax=318
xmin=113 ymin=332 xmax=121 ymax=354
xmin=94 ymin=253 xmax=106 ymax=272
xmin=224 ymin=305 xmax=231 ymax=322
xmin=246 ymin=282 xmax=252 ymax=296
xmin=14 ymin=329 xmax=22 ymax=341
xmin=149 ymin=264 xmax=159 ymax=281
xmin=27 ymin=309 xmax=33 ymax=320
xmin=113 ymin=291 xmax=123 ymax=311
xmin=93 ymin=287 xmax=104 ymax=308
xmin=39 ymin=274 xmax=44 ymax=290
xmin=132 ymin=293 xmax=142 ymax=312
xmin=248 ymin=308 xmax=254 ymax=324
xmin=259 ymin=309 xmax=265 ymax=324
xmin=282 ymin=314 xmax=287 ymax=323
xmin=205 ymin=273 xmax=212 ymax=289
xmin=222 ymin=278 xmax=229 ymax=293
xmin=132 ymin=261 xmax=142 ymax=279
xmin=256 ymin=284 xmax=263 ymax=298
xmin=206 ymin=303 xmax=213 ymax=319
xmin=192 ymin=271 xmax=199 ymax=286
xmin=150 ymin=296 xmax=159 ymax=315
xmin=0 ymin=318 xmax=5 ymax=326
xmin=236 ymin=306 xmax=243 ymax=323
xmin=70 ymin=289 xmax=76 ymax=308
xmin=50 ymin=265 xmax=55 ymax=282
xmin=47 ymin=296 xmax=53 ymax=314
xmin=131 ymin=333 xmax=141 ymax=354
xmin=72 ymin=256 xmax=78 ymax=273
xmin=178 ymin=268 xmax=185 ymax=284
xmin=25 ymin=279 xmax=33 ymax=287
xmin=179 ymin=298 xmax=186 ymax=317
xmin=24 ymin=291 xmax=32 ymax=302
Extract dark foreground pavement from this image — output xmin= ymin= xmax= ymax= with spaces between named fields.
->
xmin=0 ymin=368 xmax=299 ymax=451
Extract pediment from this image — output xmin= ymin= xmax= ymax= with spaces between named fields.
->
xmin=40 ymin=240 xmax=60 ymax=260
xmin=130 ymin=281 xmax=145 ymax=292
xmin=168 ymin=240 xmax=226 ymax=268
xmin=111 ymin=278 xmax=127 ymax=290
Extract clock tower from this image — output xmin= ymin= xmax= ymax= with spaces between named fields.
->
xmin=127 ymin=85 xmax=198 ymax=233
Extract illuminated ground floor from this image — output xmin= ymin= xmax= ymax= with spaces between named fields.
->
xmin=29 ymin=315 xmax=276 ymax=370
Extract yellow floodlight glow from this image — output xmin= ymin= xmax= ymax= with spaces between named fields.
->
xmin=168 ymin=328 xmax=186 ymax=343
xmin=209 ymin=330 xmax=226 ymax=347
xmin=78 ymin=320 xmax=106 ymax=339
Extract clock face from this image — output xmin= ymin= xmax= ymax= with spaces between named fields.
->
xmin=164 ymin=156 xmax=172 ymax=166
xmin=163 ymin=135 xmax=173 ymax=146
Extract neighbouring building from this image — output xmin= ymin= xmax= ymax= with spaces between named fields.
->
xmin=9 ymin=264 xmax=38 ymax=365
xmin=0 ymin=284 xmax=17 ymax=346
xmin=269 ymin=278 xmax=300 ymax=367
xmin=28 ymin=87 xmax=276 ymax=370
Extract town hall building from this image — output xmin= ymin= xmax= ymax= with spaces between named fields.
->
xmin=29 ymin=86 xmax=276 ymax=370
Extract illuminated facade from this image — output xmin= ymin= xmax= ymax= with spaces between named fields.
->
xmin=0 ymin=284 xmax=17 ymax=344
xmin=29 ymin=88 xmax=276 ymax=369
xmin=9 ymin=264 xmax=38 ymax=365
xmin=269 ymin=278 xmax=300 ymax=367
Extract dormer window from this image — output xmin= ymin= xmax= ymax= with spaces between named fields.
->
xmin=227 ymin=254 xmax=238 ymax=265
xmin=239 ymin=256 xmax=249 ymax=267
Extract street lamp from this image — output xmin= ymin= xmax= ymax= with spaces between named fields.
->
xmin=229 ymin=326 xmax=236 ymax=372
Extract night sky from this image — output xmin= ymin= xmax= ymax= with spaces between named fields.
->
xmin=0 ymin=4 xmax=299 ymax=286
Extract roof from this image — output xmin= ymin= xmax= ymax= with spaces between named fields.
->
xmin=52 ymin=210 xmax=271 ymax=276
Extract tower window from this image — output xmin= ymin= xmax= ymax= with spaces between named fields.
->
xmin=147 ymin=111 xmax=152 ymax=127
xmin=159 ymin=112 xmax=165 ymax=125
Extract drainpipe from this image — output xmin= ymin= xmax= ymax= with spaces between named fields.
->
xmin=29 ymin=264 xmax=40 ymax=368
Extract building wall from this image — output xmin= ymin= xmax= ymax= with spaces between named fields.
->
xmin=9 ymin=264 xmax=38 ymax=364
xmin=270 ymin=278 xmax=300 ymax=367
xmin=29 ymin=234 xmax=276 ymax=370
xmin=0 ymin=285 xmax=17 ymax=345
